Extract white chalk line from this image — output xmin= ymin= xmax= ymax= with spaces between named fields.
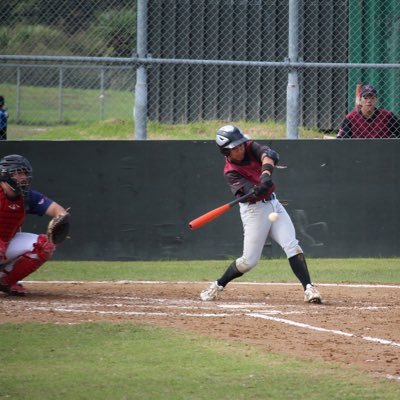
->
xmin=30 ymin=306 xmax=236 ymax=318
xmin=8 ymin=297 xmax=396 ymax=316
xmin=247 ymin=313 xmax=400 ymax=349
xmin=8 ymin=298 xmax=307 ymax=317
xmin=24 ymin=280 xmax=400 ymax=289
xmin=10 ymin=293 xmax=400 ymax=351
xmin=7 ymin=281 xmax=400 ymax=381
xmin=378 ymin=374 xmax=400 ymax=382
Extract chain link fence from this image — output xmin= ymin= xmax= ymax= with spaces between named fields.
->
xmin=0 ymin=0 xmax=399 ymax=138
xmin=0 ymin=0 xmax=137 ymax=126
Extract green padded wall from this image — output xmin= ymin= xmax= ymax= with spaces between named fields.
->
xmin=2 ymin=139 xmax=399 ymax=260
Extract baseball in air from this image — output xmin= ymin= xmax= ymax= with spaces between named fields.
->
xmin=268 ymin=212 xmax=279 ymax=222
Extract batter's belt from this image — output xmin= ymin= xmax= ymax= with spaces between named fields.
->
xmin=248 ymin=192 xmax=276 ymax=204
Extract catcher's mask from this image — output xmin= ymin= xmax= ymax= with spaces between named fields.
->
xmin=216 ymin=125 xmax=249 ymax=155
xmin=0 ymin=154 xmax=33 ymax=196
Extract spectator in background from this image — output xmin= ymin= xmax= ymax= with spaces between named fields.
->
xmin=337 ymin=85 xmax=400 ymax=139
xmin=0 ymin=96 xmax=8 ymax=141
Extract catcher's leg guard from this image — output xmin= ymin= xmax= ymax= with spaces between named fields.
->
xmin=0 ymin=234 xmax=54 ymax=294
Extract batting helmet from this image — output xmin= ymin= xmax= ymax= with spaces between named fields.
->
xmin=216 ymin=125 xmax=249 ymax=155
xmin=0 ymin=154 xmax=33 ymax=196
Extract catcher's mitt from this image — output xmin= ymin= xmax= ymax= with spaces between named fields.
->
xmin=47 ymin=212 xmax=70 ymax=245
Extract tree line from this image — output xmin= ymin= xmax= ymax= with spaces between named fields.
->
xmin=0 ymin=0 xmax=137 ymax=57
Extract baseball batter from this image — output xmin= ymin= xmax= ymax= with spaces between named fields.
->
xmin=0 ymin=154 xmax=68 ymax=296
xmin=200 ymin=125 xmax=321 ymax=303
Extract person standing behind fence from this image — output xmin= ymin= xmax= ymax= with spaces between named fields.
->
xmin=337 ymin=85 xmax=400 ymax=139
xmin=0 ymin=96 xmax=8 ymax=141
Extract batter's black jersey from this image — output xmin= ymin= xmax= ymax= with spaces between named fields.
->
xmin=224 ymin=141 xmax=273 ymax=197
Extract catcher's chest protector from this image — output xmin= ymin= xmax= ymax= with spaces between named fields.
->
xmin=0 ymin=191 xmax=25 ymax=244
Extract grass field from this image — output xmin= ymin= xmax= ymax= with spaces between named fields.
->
xmin=0 ymin=82 xmax=396 ymax=398
xmin=1 ymin=259 xmax=399 ymax=399
xmin=0 ymin=83 xmax=328 ymax=140
xmin=1 ymin=323 xmax=397 ymax=400
xmin=24 ymin=258 xmax=400 ymax=284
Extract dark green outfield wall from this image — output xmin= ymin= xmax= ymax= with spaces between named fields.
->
xmin=3 ymin=140 xmax=400 ymax=260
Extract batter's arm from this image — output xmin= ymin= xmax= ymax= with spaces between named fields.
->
xmin=250 ymin=142 xmax=279 ymax=170
xmin=225 ymin=171 xmax=254 ymax=198
xmin=261 ymin=154 xmax=275 ymax=173
xmin=250 ymin=142 xmax=277 ymax=196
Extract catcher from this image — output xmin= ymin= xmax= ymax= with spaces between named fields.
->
xmin=0 ymin=154 xmax=70 ymax=296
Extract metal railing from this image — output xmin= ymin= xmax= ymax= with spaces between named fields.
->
xmin=0 ymin=0 xmax=399 ymax=139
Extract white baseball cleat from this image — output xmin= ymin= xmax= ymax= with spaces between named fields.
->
xmin=200 ymin=281 xmax=224 ymax=301
xmin=304 ymin=283 xmax=322 ymax=303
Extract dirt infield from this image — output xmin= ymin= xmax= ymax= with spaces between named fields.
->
xmin=1 ymin=281 xmax=399 ymax=381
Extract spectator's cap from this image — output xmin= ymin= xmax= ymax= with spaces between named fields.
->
xmin=0 ymin=96 xmax=4 ymax=105
xmin=360 ymin=85 xmax=377 ymax=97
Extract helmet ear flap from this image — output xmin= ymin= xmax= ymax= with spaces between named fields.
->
xmin=216 ymin=125 xmax=248 ymax=155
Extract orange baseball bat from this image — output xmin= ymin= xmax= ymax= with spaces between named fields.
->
xmin=189 ymin=191 xmax=254 ymax=230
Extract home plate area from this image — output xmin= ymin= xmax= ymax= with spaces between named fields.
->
xmin=1 ymin=281 xmax=399 ymax=381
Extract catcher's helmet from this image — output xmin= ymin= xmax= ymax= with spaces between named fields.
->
xmin=216 ymin=125 xmax=249 ymax=155
xmin=0 ymin=154 xmax=33 ymax=196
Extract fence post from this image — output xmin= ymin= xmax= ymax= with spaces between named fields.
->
xmin=134 ymin=0 xmax=148 ymax=140
xmin=100 ymin=69 xmax=105 ymax=120
xmin=16 ymin=67 xmax=21 ymax=122
xmin=286 ymin=0 xmax=300 ymax=139
xmin=59 ymin=67 xmax=64 ymax=122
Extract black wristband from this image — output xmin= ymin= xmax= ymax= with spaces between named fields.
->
xmin=261 ymin=163 xmax=274 ymax=174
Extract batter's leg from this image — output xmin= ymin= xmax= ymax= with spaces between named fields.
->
xmin=217 ymin=260 xmax=243 ymax=287
xmin=200 ymin=202 xmax=271 ymax=301
xmin=268 ymin=204 xmax=311 ymax=288
xmin=269 ymin=200 xmax=321 ymax=303
xmin=288 ymin=253 xmax=311 ymax=290
xmin=236 ymin=202 xmax=271 ymax=271
xmin=268 ymin=200 xmax=302 ymax=258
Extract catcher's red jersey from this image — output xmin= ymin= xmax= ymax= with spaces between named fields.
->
xmin=0 ymin=191 xmax=25 ymax=245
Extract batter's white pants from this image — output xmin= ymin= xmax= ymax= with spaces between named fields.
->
xmin=236 ymin=197 xmax=303 ymax=273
